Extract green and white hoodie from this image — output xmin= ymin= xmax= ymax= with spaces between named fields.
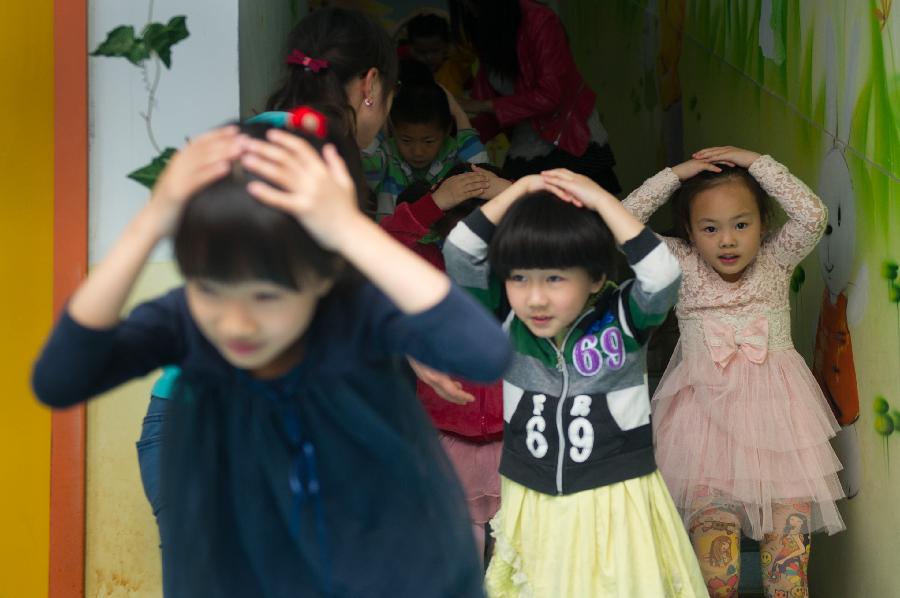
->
xmin=443 ymin=210 xmax=681 ymax=495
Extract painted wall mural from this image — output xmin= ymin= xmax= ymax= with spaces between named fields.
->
xmin=559 ymin=0 xmax=899 ymax=596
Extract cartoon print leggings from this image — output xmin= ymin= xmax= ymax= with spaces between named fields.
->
xmin=689 ymin=502 xmax=811 ymax=598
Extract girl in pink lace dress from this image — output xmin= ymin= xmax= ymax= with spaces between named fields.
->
xmin=622 ymin=146 xmax=844 ymax=598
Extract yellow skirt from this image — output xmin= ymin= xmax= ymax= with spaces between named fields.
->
xmin=485 ymin=471 xmax=707 ymax=598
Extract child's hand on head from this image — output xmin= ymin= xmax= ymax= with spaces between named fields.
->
xmin=473 ymin=164 xmax=513 ymax=199
xmin=481 ymin=174 xmax=547 ymax=223
xmin=432 ymin=170 xmax=490 ymax=210
xmin=243 ymin=128 xmax=359 ymax=250
xmin=670 ymin=158 xmax=724 ymax=181
xmin=691 ymin=146 xmax=761 ymax=169
xmin=150 ymin=126 xmax=245 ymax=236
xmin=541 ymin=168 xmax=616 ymax=210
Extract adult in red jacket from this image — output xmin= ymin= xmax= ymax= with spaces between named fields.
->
xmin=449 ymin=0 xmax=621 ymax=193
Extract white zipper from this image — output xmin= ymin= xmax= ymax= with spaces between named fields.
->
xmin=550 ymin=309 xmax=593 ymax=494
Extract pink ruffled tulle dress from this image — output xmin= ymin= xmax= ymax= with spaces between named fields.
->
xmin=623 ymin=155 xmax=845 ymax=540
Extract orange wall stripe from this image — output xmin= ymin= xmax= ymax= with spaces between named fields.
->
xmin=51 ymin=0 xmax=88 ymax=595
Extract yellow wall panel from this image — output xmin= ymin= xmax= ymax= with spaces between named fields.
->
xmin=0 ymin=1 xmax=54 ymax=597
xmin=85 ymin=262 xmax=181 ymax=598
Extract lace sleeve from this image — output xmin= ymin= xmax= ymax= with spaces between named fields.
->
xmin=622 ymin=168 xmax=692 ymax=260
xmin=622 ymin=167 xmax=681 ymax=224
xmin=750 ymin=155 xmax=828 ymax=268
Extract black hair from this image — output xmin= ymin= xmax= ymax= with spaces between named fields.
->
xmin=389 ymin=60 xmax=452 ymax=132
xmin=406 ymin=13 xmax=450 ymax=42
xmin=449 ymin=0 xmax=521 ymax=80
xmin=783 ymin=512 xmax=809 ymax=535
xmin=174 ymin=122 xmax=349 ymax=290
xmin=489 ymin=191 xmax=615 ymax=281
xmin=673 ymin=165 xmax=773 ymax=239
xmin=265 ymin=8 xmax=398 ymax=141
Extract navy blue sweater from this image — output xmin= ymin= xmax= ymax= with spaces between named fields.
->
xmin=33 ymin=280 xmax=511 ymax=597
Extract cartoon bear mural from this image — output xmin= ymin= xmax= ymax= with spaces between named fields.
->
xmin=811 ymin=16 xmax=866 ymax=499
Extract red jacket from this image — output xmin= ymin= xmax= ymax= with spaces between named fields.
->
xmin=471 ymin=0 xmax=597 ymax=157
xmin=379 ymin=195 xmax=503 ymax=440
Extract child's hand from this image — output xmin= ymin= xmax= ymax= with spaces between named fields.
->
xmin=408 ymin=358 xmax=475 ymax=405
xmin=540 ymin=168 xmax=616 ymax=210
xmin=542 ymin=168 xmax=645 ymax=244
xmin=692 ymin=146 xmax=761 ymax=169
xmin=480 ymin=174 xmax=547 ymax=224
xmin=243 ymin=128 xmax=360 ymax=250
xmin=473 ymin=165 xmax=513 ymax=199
xmin=432 ymin=170 xmax=490 ymax=210
xmin=149 ymin=126 xmax=245 ymax=236
xmin=670 ymin=158 xmax=723 ymax=181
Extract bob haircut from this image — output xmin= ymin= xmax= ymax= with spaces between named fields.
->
xmin=489 ymin=191 xmax=615 ymax=282
xmin=673 ymin=165 xmax=773 ymax=239
xmin=174 ymin=122 xmax=346 ymax=291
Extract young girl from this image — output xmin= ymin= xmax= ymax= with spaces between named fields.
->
xmin=442 ymin=170 xmax=708 ymax=596
xmin=363 ymin=60 xmax=490 ymax=218
xmin=134 ymin=7 xmax=399 ymax=579
xmin=622 ymin=146 xmax=843 ymax=598
xmin=32 ymin=120 xmax=511 ymax=597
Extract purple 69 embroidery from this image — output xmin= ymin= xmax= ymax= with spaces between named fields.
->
xmin=600 ymin=327 xmax=625 ymax=370
xmin=573 ymin=335 xmax=602 ymax=376
xmin=573 ymin=328 xmax=626 ymax=376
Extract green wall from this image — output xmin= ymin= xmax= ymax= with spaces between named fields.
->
xmin=560 ymin=1 xmax=899 ymax=596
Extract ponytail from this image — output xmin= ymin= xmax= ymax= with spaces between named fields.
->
xmin=266 ymin=8 xmax=398 ymax=143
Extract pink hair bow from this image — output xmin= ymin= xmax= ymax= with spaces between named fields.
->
xmin=703 ymin=316 xmax=769 ymax=368
xmin=286 ymin=49 xmax=329 ymax=73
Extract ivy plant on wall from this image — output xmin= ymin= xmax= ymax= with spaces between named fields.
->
xmin=91 ymin=11 xmax=189 ymax=188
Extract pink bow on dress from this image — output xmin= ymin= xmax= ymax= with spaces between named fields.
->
xmin=703 ymin=317 xmax=769 ymax=368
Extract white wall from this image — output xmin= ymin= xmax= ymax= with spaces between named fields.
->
xmin=86 ymin=1 xmax=241 ymax=595
xmin=239 ymin=0 xmax=307 ymax=118
xmin=89 ymin=0 xmax=241 ymax=264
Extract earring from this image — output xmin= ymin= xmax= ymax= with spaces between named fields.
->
xmin=364 ymin=97 xmax=374 ymax=107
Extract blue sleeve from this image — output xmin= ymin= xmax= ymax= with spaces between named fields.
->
xmin=454 ymin=128 xmax=489 ymax=165
xmin=359 ymin=283 xmax=511 ymax=383
xmin=32 ymin=289 xmax=188 ymax=408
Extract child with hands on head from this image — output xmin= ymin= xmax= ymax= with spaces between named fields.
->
xmin=32 ymin=117 xmax=511 ymax=598
xmin=363 ymin=59 xmax=490 ymax=219
xmin=623 ymin=146 xmax=844 ymax=598
xmin=442 ymin=168 xmax=708 ymax=597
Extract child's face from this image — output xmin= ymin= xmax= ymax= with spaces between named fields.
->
xmin=506 ymin=267 xmax=605 ymax=339
xmin=393 ymin=121 xmax=448 ymax=171
xmin=688 ymin=181 xmax=764 ymax=282
xmin=409 ymin=35 xmax=449 ymax=72
xmin=186 ymin=277 xmax=332 ymax=379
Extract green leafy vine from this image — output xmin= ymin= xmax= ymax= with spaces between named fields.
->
xmin=90 ymin=2 xmax=189 ymax=188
